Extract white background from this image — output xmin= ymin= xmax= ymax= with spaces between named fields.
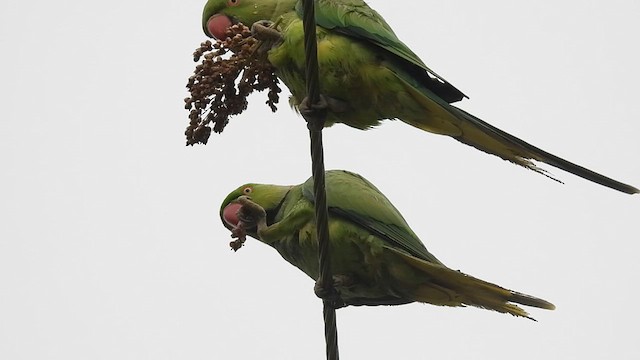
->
xmin=1 ymin=1 xmax=639 ymax=359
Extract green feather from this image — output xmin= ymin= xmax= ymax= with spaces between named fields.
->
xmin=297 ymin=0 xmax=466 ymax=103
xmin=202 ymin=0 xmax=638 ymax=194
xmin=301 ymin=170 xmax=442 ymax=264
xmin=220 ymin=170 xmax=555 ymax=316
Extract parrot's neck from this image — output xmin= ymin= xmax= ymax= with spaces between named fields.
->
xmin=271 ymin=0 xmax=298 ymax=20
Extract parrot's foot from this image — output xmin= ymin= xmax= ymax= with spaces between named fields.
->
xmin=235 ymin=195 xmax=267 ymax=226
xmin=314 ymin=275 xmax=353 ymax=309
xmin=251 ymin=20 xmax=283 ymax=52
xmin=228 ymin=196 xmax=267 ymax=252
xmin=299 ymin=95 xmax=349 ymax=129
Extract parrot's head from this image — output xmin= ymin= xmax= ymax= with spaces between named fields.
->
xmin=220 ymin=183 xmax=292 ymax=234
xmin=202 ymin=0 xmax=297 ymax=39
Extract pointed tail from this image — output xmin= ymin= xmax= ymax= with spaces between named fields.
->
xmin=393 ymin=248 xmax=555 ymax=319
xmin=396 ymin=75 xmax=638 ymax=194
xmin=449 ymin=105 xmax=639 ymax=194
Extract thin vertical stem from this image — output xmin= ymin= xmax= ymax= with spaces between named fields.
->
xmin=301 ymin=0 xmax=339 ymax=359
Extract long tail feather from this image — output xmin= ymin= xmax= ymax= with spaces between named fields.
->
xmin=390 ymin=247 xmax=555 ymax=319
xmin=449 ymin=106 xmax=639 ymax=194
xmin=395 ymin=74 xmax=638 ymax=194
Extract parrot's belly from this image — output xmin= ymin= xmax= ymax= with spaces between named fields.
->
xmin=270 ymin=218 xmax=415 ymax=306
xmin=268 ymin=21 xmax=423 ymax=130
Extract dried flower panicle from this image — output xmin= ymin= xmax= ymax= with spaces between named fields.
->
xmin=185 ymin=23 xmax=281 ymax=146
xmin=229 ymin=220 xmax=248 ymax=252
xmin=230 ymin=238 xmax=245 ymax=252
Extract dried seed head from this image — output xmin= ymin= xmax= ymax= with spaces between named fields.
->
xmin=184 ymin=23 xmax=281 ymax=146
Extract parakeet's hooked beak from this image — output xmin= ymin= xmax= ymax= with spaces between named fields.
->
xmin=222 ymin=201 xmax=242 ymax=228
xmin=205 ymin=14 xmax=234 ymax=39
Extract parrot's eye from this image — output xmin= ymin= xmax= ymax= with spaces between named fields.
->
xmin=227 ymin=0 xmax=240 ymax=6
xmin=243 ymin=187 xmax=252 ymax=194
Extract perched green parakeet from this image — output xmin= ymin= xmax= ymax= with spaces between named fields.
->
xmin=221 ymin=170 xmax=555 ymax=318
xmin=202 ymin=0 xmax=638 ymax=194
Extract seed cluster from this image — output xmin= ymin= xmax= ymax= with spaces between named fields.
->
xmin=185 ymin=23 xmax=281 ymax=145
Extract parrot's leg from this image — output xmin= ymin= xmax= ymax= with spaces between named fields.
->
xmin=299 ymin=94 xmax=350 ymax=120
xmin=236 ymin=196 xmax=315 ymax=245
xmin=235 ymin=196 xmax=267 ymax=227
xmin=314 ymin=275 xmax=351 ymax=309
xmin=251 ymin=20 xmax=283 ymax=54
xmin=258 ymin=207 xmax=315 ymax=243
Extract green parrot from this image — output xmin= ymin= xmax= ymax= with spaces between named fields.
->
xmin=202 ymin=0 xmax=638 ymax=194
xmin=221 ymin=170 xmax=555 ymax=318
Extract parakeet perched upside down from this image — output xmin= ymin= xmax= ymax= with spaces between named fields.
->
xmin=221 ymin=170 xmax=555 ymax=318
xmin=201 ymin=0 xmax=638 ymax=194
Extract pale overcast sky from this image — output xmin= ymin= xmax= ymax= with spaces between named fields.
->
xmin=1 ymin=1 xmax=639 ymax=359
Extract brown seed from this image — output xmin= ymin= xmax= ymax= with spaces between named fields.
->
xmin=184 ymin=23 xmax=281 ymax=145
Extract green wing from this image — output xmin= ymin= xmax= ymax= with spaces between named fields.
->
xmin=302 ymin=170 xmax=442 ymax=264
xmin=296 ymin=0 xmax=466 ymax=103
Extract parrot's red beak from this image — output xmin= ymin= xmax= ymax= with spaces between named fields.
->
xmin=222 ymin=202 xmax=242 ymax=227
xmin=206 ymin=14 xmax=233 ymax=39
